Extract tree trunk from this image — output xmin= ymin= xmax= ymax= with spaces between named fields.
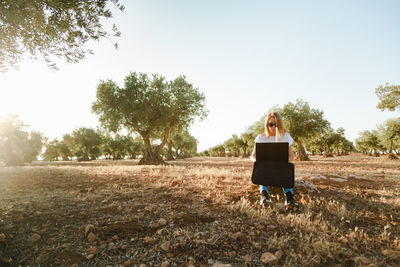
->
xmin=139 ymin=136 xmax=165 ymax=165
xmin=167 ymin=141 xmax=174 ymax=161
xmin=296 ymin=140 xmax=310 ymax=161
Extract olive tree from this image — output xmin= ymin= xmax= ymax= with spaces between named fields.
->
xmin=376 ymin=84 xmax=400 ymax=112
xmin=0 ymin=0 xmax=124 ymax=72
xmin=170 ymin=130 xmax=198 ymax=159
xmin=0 ymin=114 xmax=43 ymax=165
xmin=377 ymin=117 xmax=400 ymax=158
xmin=92 ymin=72 xmax=207 ymax=165
xmin=71 ymin=127 xmax=102 ymax=161
xmin=280 ymin=99 xmax=329 ymax=161
xmin=356 ymin=130 xmax=383 ymax=156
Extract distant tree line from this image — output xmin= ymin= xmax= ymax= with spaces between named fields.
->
xmin=203 ymin=83 xmax=400 ymax=161
xmin=0 ymin=115 xmax=199 ymax=166
xmin=355 ymin=118 xmax=400 ymax=158
xmin=201 ymin=99 xmax=355 ymax=160
xmin=0 ymin=71 xmax=206 ymax=166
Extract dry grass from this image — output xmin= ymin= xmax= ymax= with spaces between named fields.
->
xmin=0 ymin=154 xmax=399 ymax=266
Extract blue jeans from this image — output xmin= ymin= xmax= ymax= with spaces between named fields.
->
xmin=260 ymin=185 xmax=293 ymax=194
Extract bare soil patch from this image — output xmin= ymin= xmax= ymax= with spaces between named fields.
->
xmin=0 ymin=155 xmax=399 ymax=266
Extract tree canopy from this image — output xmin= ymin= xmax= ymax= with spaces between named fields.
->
xmin=0 ymin=114 xmax=44 ymax=165
xmin=92 ymin=72 xmax=207 ymax=165
xmin=375 ymin=83 xmax=400 ymax=112
xmin=377 ymin=117 xmax=400 ymax=157
xmin=0 ymin=0 xmax=124 ymax=72
xmin=280 ymin=99 xmax=330 ymax=160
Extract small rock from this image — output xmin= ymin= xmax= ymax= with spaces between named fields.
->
xmin=47 ymin=237 xmax=57 ymax=244
xmin=160 ymin=241 xmax=171 ymax=251
xmin=121 ymin=244 xmax=128 ymax=250
xmin=108 ymin=242 xmax=116 ymax=249
xmin=231 ymin=232 xmax=246 ymax=241
xmin=179 ymin=240 xmax=186 ymax=247
xmin=0 ymin=233 xmax=5 ymax=242
xmin=208 ymin=259 xmax=215 ymax=265
xmin=143 ymin=236 xmax=156 ymax=245
xmin=228 ymin=251 xmax=236 ymax=257
xmin=87 ymin=254 xmax=95 ymax=260
xmin=35 ymin=253 xmax=49 ymax=264
xmin=241 ymin=254 xmax=251 ymax=262
xmin=273 ymin=203 xmax=285 ymax=212
xmin=353 ymin=256 xmax=372 ymax=265
xmin=30 ymin=233 xmax=41 ymax=243
xmin=212 ymin=263 xmax=232 ymax=267
xmin=156 ymin=228 xmax=165 ymax=235
xmin=161 ymin=260 xmax=170 ymax=267
xmin=275 ymin=249 xmax=283 ymax=260
xmin=112 ymin=235 xmax=119 ymax=241
xmin=158 ymin=218 xmax=167 ymax=226
xmin=87 ymin=247 xmax=99 ymax=255
xmin=261 ymin=252 xmax=278 ymax=264
xmin=138 ymin=264 xmax=146 ymax=267
xmin=122 ymin=259 xmax=131 ymax=266
xmin=85 ymin=224 xmax=95 ymax=236
xmin=87 ymin=232 xmax=97 ymax=243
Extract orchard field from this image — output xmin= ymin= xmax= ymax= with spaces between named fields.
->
xmin=0 ymin=154 xmax=399 ymax=266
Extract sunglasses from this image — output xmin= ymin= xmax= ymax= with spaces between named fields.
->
xmin=267 ymin=122 xmax=277 ymax=128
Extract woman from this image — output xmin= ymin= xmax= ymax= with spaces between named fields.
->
xmin=250 ymin=111 xmax=297 ymax=206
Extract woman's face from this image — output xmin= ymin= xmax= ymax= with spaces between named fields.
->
xmin=267 ymin=117 xmax=277 ymax=136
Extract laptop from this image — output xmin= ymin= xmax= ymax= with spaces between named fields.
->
xmin=256 ymin=142 xmax=289 ymax=162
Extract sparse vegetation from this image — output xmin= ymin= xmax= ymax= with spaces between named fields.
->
xmin=0 ymin=155 xmax=399 ymax=266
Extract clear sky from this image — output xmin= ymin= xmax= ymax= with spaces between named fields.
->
xmin=0 ymin=0 xmax=399 ymax=152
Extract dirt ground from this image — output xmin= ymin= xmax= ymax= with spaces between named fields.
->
xmin=0 ymin=154 xmax=399 ymax=266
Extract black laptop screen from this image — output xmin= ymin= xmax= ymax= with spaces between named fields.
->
xmin=256 ymin=142 xmax=289 ymax=162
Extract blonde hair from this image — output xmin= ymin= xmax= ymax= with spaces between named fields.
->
xmin=265 ymin=112 xmax=285 ymax=141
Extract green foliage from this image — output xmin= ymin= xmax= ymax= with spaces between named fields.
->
xmin=223 ymin=134 xmax=251 ymax=157
xmin=125 ymin=136 xmax=144 ymax=159
xmin=59 ymin=134 xmax=73 ymax=160
xmin=208 ymin=144 xmax=226 ymax=157
xmin=280 ymin=99 xmax=330 ymax=160
xmin=204 ymin=100 xmax=333 ymax=160
xmin=101 ymin=133 xmax=132 ymax=160
xmin=0 ymin=114 xmax=44 ymax=165
xmin=92 ymin=72 xmax=207 ymax=165
xmin=280 ymin=99 xmax=329 ymax=142
xmin=170 ymin=130 xmax=198 ymax=159
xmin=71 ymin=127 xmax=102 ymax=161
xmin=377 ymin=117 xmax=400 ymax=156
xmin=307 ymin=127 xmax=354 ymax=157
xmin=0 ymin=0 xmax=124 ymax=72
xmin=355 ymin=130 xmax=384 ymax=156
xmin=375 ymin=83 xmax=400 ymax=112
xmin=43 ymin=139 xmax=61 ymax=161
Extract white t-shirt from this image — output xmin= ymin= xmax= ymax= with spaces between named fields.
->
xmin=254 ymin=132 xmax=294 ymax=146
